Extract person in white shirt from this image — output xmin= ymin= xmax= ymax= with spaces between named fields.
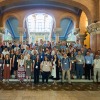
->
xmin=2 ymin=47 xmax=9 ymax=57
xmin=93 ymin=54 xmax=100 ymax=82
xmin=14 ymin=44 xmax=20 ymax=52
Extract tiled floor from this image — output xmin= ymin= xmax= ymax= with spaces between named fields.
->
xmin=0 ymin=90 xmax=100 ymax=100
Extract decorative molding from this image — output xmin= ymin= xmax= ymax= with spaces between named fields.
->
xmin=78 ymin=33 xmax=87 ymax=41
xmin=74 ymin=28 xmax=80 ymax=35
xmin=87 ymin=21 xmax=100 ymax=35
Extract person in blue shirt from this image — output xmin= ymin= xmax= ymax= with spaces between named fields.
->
xmin=84 ymin=51 xmax=93 ymax=80
xmin=61 ymin=53 xmax=72 ymax=84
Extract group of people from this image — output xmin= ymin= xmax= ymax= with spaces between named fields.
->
xmin=0 ymin=39 xmax=100 ymax=85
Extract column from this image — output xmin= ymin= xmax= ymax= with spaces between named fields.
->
xmin=96 ymin=21 xmax=100 ymax=50
xmin=54 ymin=28 xmax=62 ymax=43
xmin=99 ymin=0 xmax=100 ymax=20
xmin=78 ymin=33 xmax=87 ymax=46
xmin=74 ymin=28 xmax=80 ymax=40
xmin=87 ymin=21 xmax=100 ymax=52
xmin=18 ymin=27 xmax=25 ymax=43
xmin=0 ymin=27 xmax=5 ymax=45
xmin=74 ymin=28 xmax=87 ymax=46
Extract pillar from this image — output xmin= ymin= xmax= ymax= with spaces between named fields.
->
xmin=87 ymin=21 xmax=100 ymax=52
xmin=99 ymin=0 xmax=100 ymax=20
xmin=74 ymin=28 xmax=80 ymax=40
xmin=74 ymin=28 xmax=87 ymax=46
xmin=54 ymin=28 xmax=62 ymax=43
xmin=18 ymin=27 xmax=25 ymax=43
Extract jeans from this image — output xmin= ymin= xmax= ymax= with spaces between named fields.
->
xmin=85 ymin=64 xmax=92 ymax=80
xmin=34 ymin=69 xmax=40 ymax=84
xmin=42 ymin=71 xmax=50 ymax=84
xmin=76 ymin=64 xmax=83 ymax=79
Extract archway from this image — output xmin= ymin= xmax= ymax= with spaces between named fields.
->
xmin=4 ymin=17 xmax=19 ymax=42
xmin=25 ymin=13 xmax=55 ymax=43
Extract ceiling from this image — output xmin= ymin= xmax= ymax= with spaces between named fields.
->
xmin=0 ymin=0 xmax=82 ymax=16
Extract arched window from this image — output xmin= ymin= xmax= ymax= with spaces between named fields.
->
xmin=26 ymin=13 xmax=54 ymax=33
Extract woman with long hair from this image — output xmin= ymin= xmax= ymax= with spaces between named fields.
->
xmin=17 ymin=54 xmax=25 ymax=83
xmin=25 ymin=54 xmax=32 ymax=83
xmin=33 ymin=55 xmax=41 ymax=84
xmin=3 ymin=54 xmax=11 ymax=83
xmin=51 ymin=54 xmax=60 ymax=85
xmin=10 ymin=49 xmax=14 ymax=76
xmin=13 ymin=50 xmax=20 ymax=78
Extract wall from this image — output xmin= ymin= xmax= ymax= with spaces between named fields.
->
xmin=79 ymin=11 xmax=90 ymax=48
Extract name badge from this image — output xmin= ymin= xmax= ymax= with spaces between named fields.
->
xmin=87 ymin=61 xmax=90 ymax=64
xmin=0 ymin=64 xmax=2 ymax=67
xmin=27 ymin=66 xmax=30 ymax=68
xmin=64 ymin=63 xmax=67 ymax=64
xmin=7 ymin=64 xmax=9 ymax=67
xmin=72 ymin=61 xmax=74 ymax=63
xmin=17 ymin=60 xmax=18 ymax=62
xmin=36 ymin=66 xmax=38 ymax=69
xmin=41 ymin=56 xmax=43 ymax=58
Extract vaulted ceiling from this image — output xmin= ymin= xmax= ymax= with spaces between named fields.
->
xmin=0 ymin=0 xmax=82 ymax=16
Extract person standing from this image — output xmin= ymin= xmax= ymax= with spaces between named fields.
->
xmin=3 ymin=54 xmax=11 ymax=83
xmin=10 ymin=49 xmax=14 ymax=76
xmin=13 ymin=50 xmax=20 ymax=78
xmin=84 ymin=51 xmax=93 ymax=80
xmin=25 ymin=54 xmax=32 ymax=83
xmin=51 ymin=54 xmax=60 ymax=85
xmin=93 ymin=54 xmax=100 ymax=82
xmin=0 ymin=54 xmax=3 ymax=81
xmin=76 ymin=51 xmax=85 ymax=79
xmin=61 ymin=53 xmax=72 ymax=84
xmin=40 ymin=56 xmax=52 ymax=84
xmin=70 ymin=52 xmax=76 ymax=79
xmin=33 ymin=55 xmax=41 ymax=84
xmin=17 ymin=54 xmax=25 ymax=83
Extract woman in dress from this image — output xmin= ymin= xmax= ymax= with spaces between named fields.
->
xmin=25 ymin=54 xmax=32 ymax=83
xmin=0 ymin=54 xmax=3 ymax=81
xmin=13 ymin=50 xmax=20 ymax=78
xmin=40 ymin=56 xmax=52 ymax=84
xmin=33 ymin=55 xmax=41 ymax=84
xmin=17 ymin=54 xmax=25 ymax=83
xmin=51 ymin=54 xmax=60 ymax=85
xmin=10 ymin=49 xmax=14 ymax=76
xmin=3 ymin=54 xmax=11 ymax=83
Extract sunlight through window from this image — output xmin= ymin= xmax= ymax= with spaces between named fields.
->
xmin=26 ymin=13 xmax=53 ymax=33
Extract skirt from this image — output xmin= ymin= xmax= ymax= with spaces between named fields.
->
xmin=4 ymin=65 xmax=10 ymax=79
xmin=17 ymin=65 xmax=25 ymax=81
